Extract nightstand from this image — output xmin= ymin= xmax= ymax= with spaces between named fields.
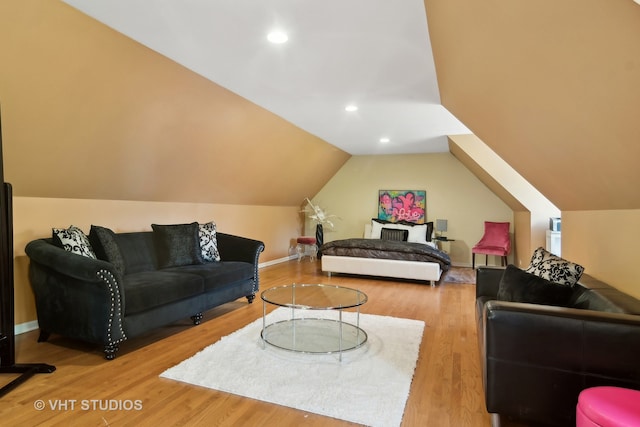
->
xmin=435 ymin=237 xmax=455 ymax=254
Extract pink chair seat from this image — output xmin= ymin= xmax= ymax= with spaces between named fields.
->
xmin=471 ymin=245 xmax=508 ymax=256
xmin=577 ymin=386 xmax=640 ymax=427
xmin=296 ymin=236 xmax=316 ymax=245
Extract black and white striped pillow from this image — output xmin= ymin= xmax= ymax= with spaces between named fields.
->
xmin=380 ymin=227 xmax=409 ymax=242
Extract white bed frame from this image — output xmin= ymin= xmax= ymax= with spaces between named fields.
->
xmin=321 ymin=255 xmax=442 ymax=286
xmin=320 ymin=224 xmax=444 ymax=286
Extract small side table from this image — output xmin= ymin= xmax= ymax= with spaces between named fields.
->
xmin=435 ymin=237 xmax=455 ymax=254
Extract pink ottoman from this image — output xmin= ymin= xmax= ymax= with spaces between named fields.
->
xmin=576 ymin=386 xmax=640 ymax=427
xmin=295 ymin=236 xmax=317 ymax=262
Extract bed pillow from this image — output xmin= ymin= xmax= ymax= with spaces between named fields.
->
xmin=52 ymin=225 xmax=96 ymax=259
xmin=525 ymin=247 xmax=585 ymax=286
xmin=370 ymin=219 xmax=430 ymax=244
xmin=399 ymin=220 xmax=433 ymax=242
xmin=380 ymin=227 xmax=409 ymax=242
xmin=151 ymin=222 xmax=204 ymax=268
xmin=497 ymin=264 xmax=574 ymax=307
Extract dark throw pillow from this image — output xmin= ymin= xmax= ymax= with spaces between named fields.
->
xmin=89 ymin=225 xmax=126 ymax=276
xmin=151 ymin=222 xmax=204 ymax=268
xmin=52 ymin=225 xmax=96 ymax=259
xmin=424 ymin=221 xmax=434 ymax=242
xmin=497 ymin=264 xmax=573 ymax=307
xmin=380 ymin=227 xmax=409 ymax=242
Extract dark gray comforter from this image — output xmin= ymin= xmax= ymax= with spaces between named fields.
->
xmin=320 ymin=238 xmax=451 ymax=272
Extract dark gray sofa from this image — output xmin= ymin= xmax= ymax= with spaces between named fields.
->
xmin=476 ymin=266 xmax=640 ymax=427
xmin=25 ymin=229 xmax=264 ymax=360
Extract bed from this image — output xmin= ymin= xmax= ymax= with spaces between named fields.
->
xmin=320 ymin=219 xmax=451 ymax=285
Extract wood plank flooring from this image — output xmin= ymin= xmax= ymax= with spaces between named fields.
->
xmin=0 ymin=261 xmax=491 ymax=426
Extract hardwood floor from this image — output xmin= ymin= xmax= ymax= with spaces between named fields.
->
xmin=0 ymin=261 xmax=491 ymax=426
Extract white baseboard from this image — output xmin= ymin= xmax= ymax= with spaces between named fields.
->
xmin=15 ymin=320 xmax=39 ymax=335
xmin=259 ymin=255 xmax=297 ymax=268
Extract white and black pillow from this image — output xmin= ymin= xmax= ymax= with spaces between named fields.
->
xmin=199 ymin=222 xmax=221 ymax=262
xmin=525 ymin=247 xmax=585 ymax=286
xmin=52 ymin=225 xmax=96 ymax=259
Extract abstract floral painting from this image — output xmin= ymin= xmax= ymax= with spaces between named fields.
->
xmin=378 ymin=190 xmax=426 ymax=224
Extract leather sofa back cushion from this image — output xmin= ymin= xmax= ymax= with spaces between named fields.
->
xmin=570 ymin=287 xmax=640 ymax=315
xmin=497 ymin=264 xmax=573 ymax=307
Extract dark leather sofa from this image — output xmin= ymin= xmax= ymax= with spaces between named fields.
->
xmin=25 ymin=230 xmax=264 ymax=360
xmin=476 ymin=266 xmax=640 ymax=426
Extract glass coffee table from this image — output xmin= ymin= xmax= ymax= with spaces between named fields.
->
xmin=260 ymin=283 xmax=368 ymax=360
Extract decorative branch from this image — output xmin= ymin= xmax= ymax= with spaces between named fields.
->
xmin=302 ymin=198 xmax=339 ymax=230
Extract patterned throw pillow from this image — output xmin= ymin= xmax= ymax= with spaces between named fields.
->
xmin=525 ymin=247 xmax=585 ymax=286
xmin=52 ymin=225 xmax=96 ymax=259
xmin=199 ymin=222 xmax=221 ymax=262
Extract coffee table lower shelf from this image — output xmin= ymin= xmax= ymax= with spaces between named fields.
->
xmin=261 ymin=317 xmax=367 ymax=355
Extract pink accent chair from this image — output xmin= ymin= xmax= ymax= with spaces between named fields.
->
xmin=576 ymin=386 xmax=640 ymax=426
xmin=472 ymin=221 xmax=511 ymax=269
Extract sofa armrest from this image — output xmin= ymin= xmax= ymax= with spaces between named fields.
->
xmin=25 ymin=238 xmax=119 ymax=282
xmin=475 ymin=266 xmax=505 ymax=299
xmin=216 ymin=233 xmax=265 ymax=264
xmin=216 ymin=233 xmax=265 ymax=295
xmin=482 ymin=300 xmax=640 ymax=425
xmin=25 ymin=239 xmax=126 ymax=349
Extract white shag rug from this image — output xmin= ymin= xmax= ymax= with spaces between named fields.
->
xmin=160 ymin=308 xmax=425 ymax=427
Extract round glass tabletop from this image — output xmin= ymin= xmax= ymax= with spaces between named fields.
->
xmin=260 ymin=283 xmax=368 ymax=310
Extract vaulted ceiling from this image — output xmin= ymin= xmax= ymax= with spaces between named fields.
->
xmin=61 ymin=0 xmax=470 ymax=156
xmin=59 ymin=0 xmax=640 ymax=211
xmin=2 ymin=1 xmax=639 ymax=212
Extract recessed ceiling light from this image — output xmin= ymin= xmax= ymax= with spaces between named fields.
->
xmin=345 ymin=104 xmax=358 ymax=112
xmin=267 ymin=31 xmax=288 ymax=44
xmin=380 ymin=137 xmax=390 ymax=143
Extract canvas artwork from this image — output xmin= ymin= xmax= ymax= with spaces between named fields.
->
xmin=378 ymin=190 xmax=426 ymax=224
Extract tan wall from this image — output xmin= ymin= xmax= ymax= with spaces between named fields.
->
xmin=14 ymin=197 xmax=301 ymax=325
xmin=0 ymin=1 xmax=349 ymax=206
xmin=1 ymin=1 xmax=348 ymax=328
xmin=425 ymin=1 xmax=640 ymax=294
xmin=512 ymin=211 xmax=531 ymax=268
xmin=562 ymin=210 xmax=640 ymax=299
xmin=310 ymin=153 xmax=514 ymax=266
xmin=425 ymin=0 xmax=640 ymax=212
xmin=448 ymin=134 xmax=559 ymax=267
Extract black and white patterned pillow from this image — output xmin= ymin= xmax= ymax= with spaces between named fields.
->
xmin=52 ymin=225 xmax=96 ymax=259
xmin=199 ymin=222 xmax=221 ymax=262
xmin=525 ymin=247 xmax=584 ymax=286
